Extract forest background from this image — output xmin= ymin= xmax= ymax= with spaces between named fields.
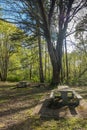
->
xmin=0 ymin=0 xmax=87 ymax=86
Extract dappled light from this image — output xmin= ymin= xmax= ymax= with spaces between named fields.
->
xmin=0 ymin=0 xmax=87 ymax=129
xmin=0 ymin=83 xmax=87 ymax=130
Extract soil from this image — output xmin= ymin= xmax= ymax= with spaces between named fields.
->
xmin=0 ymin=82 xmax=87 ymax=130
xmin=33 ymin=98 xmax=87 ymax=119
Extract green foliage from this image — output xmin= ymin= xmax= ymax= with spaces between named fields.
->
xmin=7 ymin=75 xmax=21 ymax=82
xmin=0 ymin=14 xmax=87 ymax=84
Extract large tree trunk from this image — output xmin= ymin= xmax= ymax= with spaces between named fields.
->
xmin=37 ymin=0 xmax=73 ymax=85
xmin=46 ymin=35 xmax=63 ymax=85
xmin=52 ymin=65 xmax=61 ymax=85
xmin=52 ymin=33 xmax=63 ymax=84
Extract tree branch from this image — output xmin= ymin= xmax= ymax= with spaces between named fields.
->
xmin=48 ymin=0 xmax=56 ymax=26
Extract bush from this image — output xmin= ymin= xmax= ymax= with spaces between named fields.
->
xmin=7 ymin=75 xmax=21 ymax=82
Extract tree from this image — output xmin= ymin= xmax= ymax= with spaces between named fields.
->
xmin=75 ymin=13 xmax=87 ymax=55
xmin=0 ymin=20 xmax=25 ymax=81
xmin=74 ymin=14 xmax=87 ymax=84
xmin=37 ymin=23 xmax=44 ymax=82
xmin=1 ymin=0 xmax=86 ymax=84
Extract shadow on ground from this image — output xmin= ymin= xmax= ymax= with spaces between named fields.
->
xmin=38 ymin=98 xmax=78 ymax=119
xmin=0 ymin=84 xmax=87 ymax=130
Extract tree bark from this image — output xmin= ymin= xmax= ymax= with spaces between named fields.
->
xmin=38 ymin=35 xmax=44 ymax=83
xmin=65 ymin=38 xmax=69 ymax=83
xmin=46 ymin=36 xmax=63 ymax=85
xmin=1 ymin=56 xmax=8 ymax=81
xmin=29 ymin=64 xmax=32 ymax=80
xmin=44 ymin=43 xmax=47 ymax=80
xmin=37 ymin=24 xmax=44 ymax=83
xmin=37 ymin=0 xmax=74 ymax=85
xmin=0 ymin=42 xmax=9 ymax=81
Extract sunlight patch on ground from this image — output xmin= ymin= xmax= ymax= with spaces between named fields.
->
xmin=0 ymin=83 xmax=87 ymax=130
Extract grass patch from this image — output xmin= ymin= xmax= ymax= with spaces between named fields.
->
xmin=29 ymin=117 xmax=87 ymax=130
xmin=0 ymin=83 xmax=87 ymax=130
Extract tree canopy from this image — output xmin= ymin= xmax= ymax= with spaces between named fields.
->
xmin=0 ymin=0 xmax=87 ymax=85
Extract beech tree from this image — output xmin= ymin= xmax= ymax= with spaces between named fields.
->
xmin=1 ymin=0 xmax=86 ymax=84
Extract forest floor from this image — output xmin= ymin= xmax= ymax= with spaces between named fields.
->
xmin=0 ymin=82 xmax=87 ymax=130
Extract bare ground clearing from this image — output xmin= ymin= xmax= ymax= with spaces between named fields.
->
xmin=0 ymin=82 xmax=87 ymax=130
